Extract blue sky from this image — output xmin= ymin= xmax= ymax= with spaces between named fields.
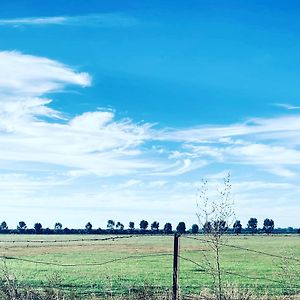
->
xmin=0 ymin=0 xmax=300 ymax=229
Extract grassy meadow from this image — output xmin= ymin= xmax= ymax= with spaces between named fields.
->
xmin=0 ymin=234 xmax=299 ymax=297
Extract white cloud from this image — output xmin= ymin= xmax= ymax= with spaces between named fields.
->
xmin=273 ymin=103 xmax=300 ymax=110
xmin=0 ymin=51 xmax=157 ymax=177
xmin=0 ymin=17 xmax=66 ymax=25
xmin=0 ymin=14 xmax=138 ymax=27
xmin=0 ymin=50 xmax=300 ymax=227
xmin=0 ymin=51 xmax=90 ymax=98
xmin=158 ymin=115 xmax=300 ymax=177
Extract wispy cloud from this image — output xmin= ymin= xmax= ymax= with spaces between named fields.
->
xmin=2 ymin=52 xmax=300 ymax=179
xmin=1 ymin=50 xmax=300 ymax=227
xmin=157 ymin=115 xmax=300 ymax=177
xmin=0 ymin=14 xmax=139 ymax=28
xmin=273 ymin=103 xmax=300 ymax=110
xmin=0 ymin=17 xmax=66 ymax=25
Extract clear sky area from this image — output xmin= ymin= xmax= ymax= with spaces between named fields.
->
xmin=0 ymin=0 xmax=299 ymax=229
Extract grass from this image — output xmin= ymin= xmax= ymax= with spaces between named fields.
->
xmin=0 ymin=234 xmax=299 ymax=297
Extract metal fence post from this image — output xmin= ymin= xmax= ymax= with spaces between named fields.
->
xmin=172 ymin=233 xmax=180 ymax=300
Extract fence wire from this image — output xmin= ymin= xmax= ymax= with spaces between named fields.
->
xmin=182 ymin=235 xmax=300 ymax=263
xmin=0 ymin=234 xmax=299 ymax=298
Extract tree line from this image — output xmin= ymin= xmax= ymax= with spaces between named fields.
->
xmin=0 ymin=218 xmax=299 ymax=235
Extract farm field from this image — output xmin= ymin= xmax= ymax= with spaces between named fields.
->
xmin=0 ymin=234 xmax=299 ymax=297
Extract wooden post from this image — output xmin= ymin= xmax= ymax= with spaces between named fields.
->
xmin=172 ymin=233 xmax=180 ymax=300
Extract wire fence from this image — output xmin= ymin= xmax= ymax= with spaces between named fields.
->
xmin=182 ymin=235 xmax=300 ymax=263
xmin=0 ymin=235 xmax=134 ymax=244
xmin=0 ymin=234 xmax=299 ymax=298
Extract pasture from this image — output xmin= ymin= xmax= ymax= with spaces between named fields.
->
xmin=0 ymin=234 xmax=299 ymax=297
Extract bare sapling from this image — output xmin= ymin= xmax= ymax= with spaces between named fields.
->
xmin=196 ymin=173 xmax=235 ymax=300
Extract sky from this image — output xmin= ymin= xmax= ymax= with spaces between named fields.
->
xmin=0 ymin=0 xmax=300 ymax=229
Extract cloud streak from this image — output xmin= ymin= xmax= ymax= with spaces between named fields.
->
xmin=273 ymin=103 xmax=300 ymax=110
xmin=0 ymin=14 xmax=139 ymax=28
xmin=0 ymin=51 xmax=300 ymax=227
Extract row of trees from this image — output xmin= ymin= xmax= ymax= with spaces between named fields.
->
xmin=0 ymin=218 xmax=299 ymax=235
xmin=0 ymin=220 xmax=184 ymax=234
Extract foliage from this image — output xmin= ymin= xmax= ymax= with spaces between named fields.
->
xmin=263 ymin=218 xmax=274 ymax=234
xmin=191 ymin=224 xmax=199 ymax=234
xmin=139 ymin=220 xmax=148 ymax=230
xmin=34 ymin=223 xmax=42 ymax=234
xmin=116 ymin=222 xmax=124 ymax=231
xmin=0 ymin=222 xmax=8 ymax=231
xmin=85 ymin=222 xmax=93 ymax=232
xmin=233 ymin=220 xmax=242 ymax=235
xmin=163 ymin=223 xmax=172 ymax=234
xmin=176 ymin=222 xmax=186 ymax=234
xmin=128 ymin=222 xmax=135 ymax=230
xmin=54 ymin=222 xmax=62 ymax=231
xmin=247 ymin=218 xmax=258 ymax=234
xmin=17 ymin=221 xmax=26 ymax=233
xmin=107 ymin=220 xmax=115 ymax=230
xmin=151 ymin=221 xmax=159 ymax=231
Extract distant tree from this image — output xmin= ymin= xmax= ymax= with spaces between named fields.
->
xmin=191 ymin=224 xmax=199 ymax=234
xmin=297 ymin=228 xmax=300 ymax=234
xmin=213 ymin=220 xmax=228 ymax=234
xmin=139 ymin=220 xmax=148 ymax=231
xmin=107 ymin=220 xmax=115 ymax=230
xmin=17 ymin=221 xmax=27 ymax=233
xmin=129 ymin=221 xmax=135 ymax=230
xmin=116 ymin=222 xmax=124 ymax=231
xmin=54 ymin=222 xmax=62 ymax=231
xmin=151 ymin=221 xmax=159 ymax=231
xmin=0 ymin=221 xmax=8 ymax=231
xmin=247 ymin=218 xmax=258 ymax=235
xmin=44 ymin=228 xmax=51 ymax=234
xmin=85 ymin=222 xmax=93 ymax=232
xmin=233 ymin=220 xmax=242 ymax=235
xmin=202 ymin=221 xmax=212 ymax=234
xmin=63 ymin=227 xmax=71 ymax=234
xmin=163 ymin=222 xmax=172 ymax=234
xmin=34 ymin=223 xmax=42 ymax=234
xmin=263 ymin=218 xmax=274 ymax=234
xmin=176 ymin=222 xmax=186 ymax=234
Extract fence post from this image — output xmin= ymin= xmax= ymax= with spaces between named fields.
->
xmin=172 ymin=233 xmax=180 ymax=300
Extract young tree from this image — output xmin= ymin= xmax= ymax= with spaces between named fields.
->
xmin=163 ymin=222 xmax=172 ymax=234
xmin=176 ymin=222 xmax=186 ymax=234
xmin=233 ymin=220 xmax=242 ymax=235
xmin=151 ymin=221 xmax=159 ymax=231
xmin=247 ymin=218 xmax=258 ymax=235
xmin=196 ymin=173 xmax=234 ymax=300
xmin=191 ymin=224 xmax=199 ymax=234
xmin=263 ymin=218 xmax=274 ymax=234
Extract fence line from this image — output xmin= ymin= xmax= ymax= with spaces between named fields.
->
xmin=179 ymin=255 xmax=295 ymax=286
xmin=0 ymin=252 xmax=172 ymax=267
xmin=0 ymin=234 xmax=299 ymax=298
xmin=0 ymin=235 xmax=136 ymax=244
xmin=183 ymin=235 xmax=300 ymax=263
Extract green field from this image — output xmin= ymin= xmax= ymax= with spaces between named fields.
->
xmin=0 ymin=234 xmax=299 ymax=297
